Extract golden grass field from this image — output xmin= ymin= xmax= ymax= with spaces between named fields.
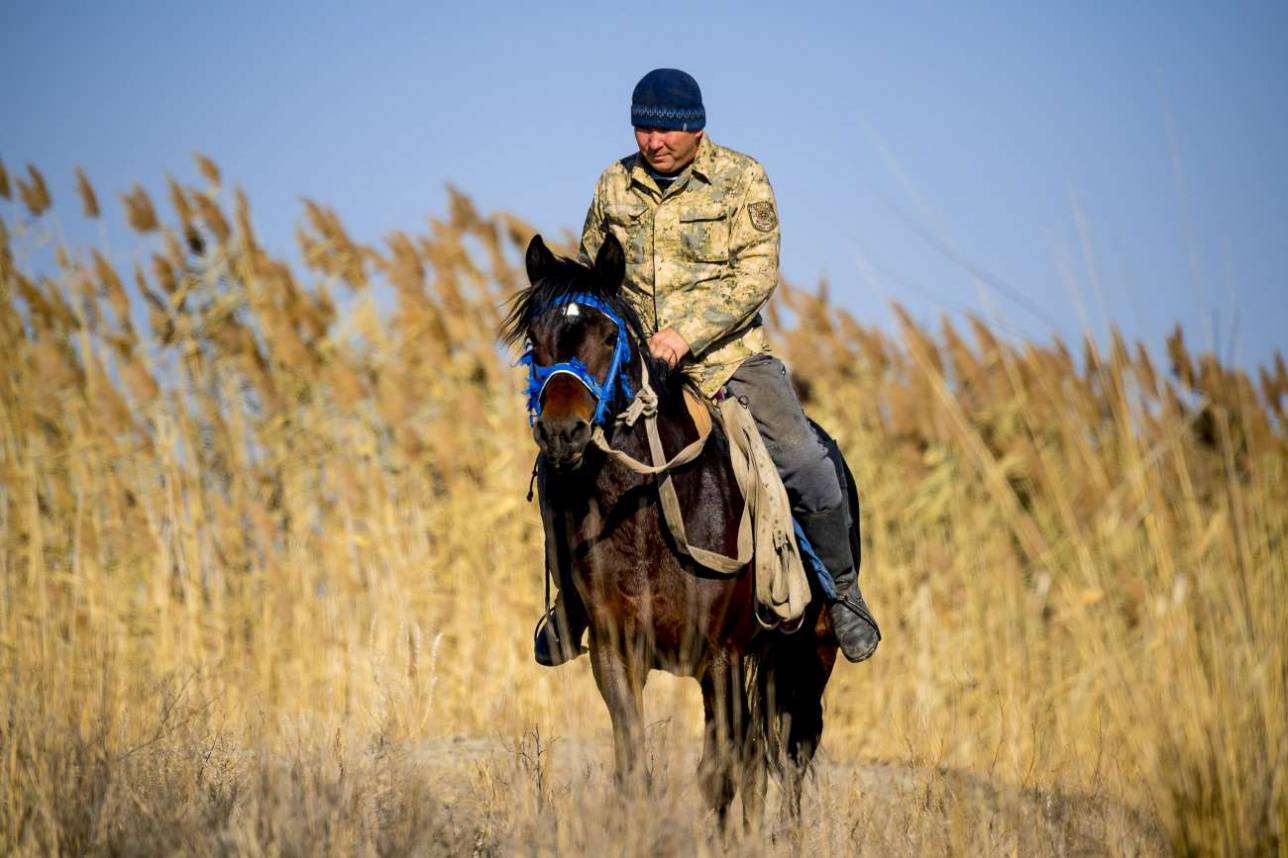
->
xmin=0 ymin=157 xmax=1284 ymax=856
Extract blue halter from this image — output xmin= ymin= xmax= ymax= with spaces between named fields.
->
xmin=518 ymin=292 xmax=635 ymax=426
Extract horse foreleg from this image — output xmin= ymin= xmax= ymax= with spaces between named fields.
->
xmin=590 ymin=640 xmax=647 ymax=790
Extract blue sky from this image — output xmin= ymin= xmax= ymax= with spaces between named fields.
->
xmin=4 ymin=1 xmax=1286 ymax=370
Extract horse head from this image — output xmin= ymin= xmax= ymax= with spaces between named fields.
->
xmin=504 ymin=234 xmax=637 ymax=469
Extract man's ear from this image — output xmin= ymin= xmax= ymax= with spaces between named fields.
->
xmin=525 ymin=234 xmax=558 ymax=286
xmin=593 ymin=235 xmax=626 ymax=294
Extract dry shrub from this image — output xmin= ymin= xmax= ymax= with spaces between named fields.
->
xmin=0 ymin=159 xmax=1284 ymax=857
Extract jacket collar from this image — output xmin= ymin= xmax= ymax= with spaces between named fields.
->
xmin=629 ymin=135 xmax=716 ymax=195
xmin=688 ymin=135 xmax=716 ymax=184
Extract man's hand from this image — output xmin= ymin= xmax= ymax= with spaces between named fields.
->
xmin=649 ymin=327 xmax=691 ymax=369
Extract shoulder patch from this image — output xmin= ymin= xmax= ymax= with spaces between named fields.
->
xmin=748 ymin=201 xmax=777 ymax=232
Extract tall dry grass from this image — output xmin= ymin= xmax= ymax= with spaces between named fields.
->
xmin=0 ymin=156 xmax=1284 ymax=856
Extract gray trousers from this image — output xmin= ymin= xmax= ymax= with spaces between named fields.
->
xmin=722 ymin=354 xmax=846 ymax=519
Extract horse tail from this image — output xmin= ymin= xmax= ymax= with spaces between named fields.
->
xmin=743 ymin=612 xmax=832 ymax=788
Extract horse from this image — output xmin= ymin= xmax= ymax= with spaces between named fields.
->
xmin=501 ymin=233 xmax=846 ymax=825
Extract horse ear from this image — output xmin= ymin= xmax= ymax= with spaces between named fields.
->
xmin=525 ymin=234 xmax=557 ymax=285
xmin=593 ymin=234 xmax=626 ymax=294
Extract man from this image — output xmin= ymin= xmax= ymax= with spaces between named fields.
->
xmin=535 ymin=68 xmax=879 ymax=665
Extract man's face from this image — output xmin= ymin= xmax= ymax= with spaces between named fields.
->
xmin=634 ymin=127 xmax=703 ymax=173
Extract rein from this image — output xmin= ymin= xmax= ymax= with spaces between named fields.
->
xmin=587 ymin=360 xmax=753 ymax=575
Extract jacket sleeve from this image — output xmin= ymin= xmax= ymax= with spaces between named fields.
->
xmin=577 ymin=172 xmax=609 ymax=267
xmin=671 ymin=163 xmax=780 ymax=356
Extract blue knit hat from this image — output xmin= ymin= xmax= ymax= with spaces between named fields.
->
xmin=630 ymin=68 xmax=706 ymax=132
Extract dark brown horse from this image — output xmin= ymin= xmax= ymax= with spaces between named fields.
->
xmin=503 ymin=234 xmax=845 ymax=824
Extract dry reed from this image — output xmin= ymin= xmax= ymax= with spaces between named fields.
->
xmin=0 ymin=160 xmax=1283 ymax=857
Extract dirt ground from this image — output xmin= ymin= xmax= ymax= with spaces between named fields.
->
xmin=410 ymin=735 xmax=1172 ymax=856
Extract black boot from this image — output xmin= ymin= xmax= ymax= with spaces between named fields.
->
xmin=797 ymin=507 xmax=880 ymax=663
xmin=533 ymin=590 xmax=588 ymax=667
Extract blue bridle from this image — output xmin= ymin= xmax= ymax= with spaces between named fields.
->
xmin=518 ymin=292 xmax=635 ymax=426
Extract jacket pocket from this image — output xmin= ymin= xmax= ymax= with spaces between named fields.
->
xmin=605 ymin=203 xmax=647 ymax=263
xmin=678 ymin=203 xmax=728 ymax=263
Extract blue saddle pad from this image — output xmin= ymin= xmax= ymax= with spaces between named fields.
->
xmin=792 ymin=519 xmax=837 ymax=601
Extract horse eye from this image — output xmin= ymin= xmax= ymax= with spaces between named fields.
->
xmin=604 ymin=330 xmax=619 ymax=346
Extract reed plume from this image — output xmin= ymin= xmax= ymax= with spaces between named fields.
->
xmin=16 ymin=164 xmax=52 ymax=216
xmin=75 ymin=166 xmax=100 ymax=218
xmin=121 ymin=183 xmax=160 ymax=232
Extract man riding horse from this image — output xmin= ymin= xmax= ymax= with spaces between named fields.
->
xmin=534 ymin=68 xmax=880 ymax=667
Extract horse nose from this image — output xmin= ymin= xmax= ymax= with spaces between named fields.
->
xmin=565 ymin=419 xmax=591 ymax=448
xmin=536 ymin=417 xmax=591 ymax=458
xmin=553 ymin=418 xmax=590 ymax=449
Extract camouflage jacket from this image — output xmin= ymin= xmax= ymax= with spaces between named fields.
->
xmin=577 ymin=135 xmax=780 ymax=397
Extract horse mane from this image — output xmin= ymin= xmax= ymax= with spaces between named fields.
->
xmin=499 ymin=250 xmax=695 ymax=407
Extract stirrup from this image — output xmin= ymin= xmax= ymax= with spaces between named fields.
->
xmin=533 ymin=609 xmax=587 ymax=667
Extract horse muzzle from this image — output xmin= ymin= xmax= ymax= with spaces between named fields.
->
xmin=534 ymin=415 xmax=592 ymax=468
